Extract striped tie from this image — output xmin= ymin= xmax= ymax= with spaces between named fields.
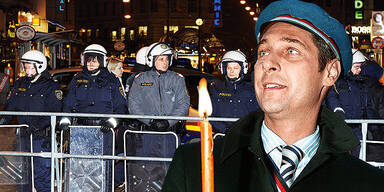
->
xmin=279 ymin=145 xmax=304 ymax=187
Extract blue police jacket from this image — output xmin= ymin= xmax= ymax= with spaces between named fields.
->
xmin=326 ymin=74 xmax=379 ymax=120
xmin=3 ymin=73 xmax=63 ymax=129
xmin=63 ymin=68 xmax=127 ymax=117
xmin=209 ymin=79 xmax=260 ymax=133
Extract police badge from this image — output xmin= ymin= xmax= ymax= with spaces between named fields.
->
xmin=55 ymin=90 xmax=63 ymax=100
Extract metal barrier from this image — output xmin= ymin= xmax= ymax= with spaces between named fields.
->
xmin=0 ymin=111 xmax=383 ymax=191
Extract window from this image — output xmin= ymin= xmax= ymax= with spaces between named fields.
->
xmin=138 ymin=26 xmax=147 ymax=36
xmin=188 ymin=0 xmax=197 ymax=13
xmin=112 ymin=2 xmax=116 ymax=16
xmin=140 ymin=0 xmax=146 ymax=13
xmin=129 ymin=30 xmax=135 ymax=40
xmin=112 ymin=31 xmax=117 ymax=41
xmin=87 ymin=29 xmax=92 ymax=38
xmin=170 ymin=0 xmax=177 ymax=12
xmin=95 ymin=29 xmax=100 ymax=38
xmin=164 ymin=26 xmax=179 ymax=34
xmin=104 ymin=2 xmax=108 ymax=15
xmin=326 ymin=0 xmax=331 ymax=7
xmin=121 ymin=27 xmax=126 ymax=40
xmin=151 ymin=0 xmax=158 ymax=12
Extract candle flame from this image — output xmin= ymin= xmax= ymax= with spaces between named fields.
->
xmin=198 ymin=78 xmax=213 ymax=118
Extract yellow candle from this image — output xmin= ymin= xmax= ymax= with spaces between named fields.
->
xmin=198 ymin=78 xmax=214 ymax=192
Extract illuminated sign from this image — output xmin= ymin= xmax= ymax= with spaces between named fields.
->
xmin=213 ymin=0 xmax=222 ymax=27
xmin=16 ymin=25 xmax=36 ymax=41
xmin=351 ymin=26 xmax=370 ymax=34
xmin=354 ymin=0 xmax=363 ymax=20
xmin=372 ymin=11 xmax=384 ymax=37
xmin=59 ymin=0 xmax=65 ymax=11
xmin=7 ymin=22 xmax=16 ymax=38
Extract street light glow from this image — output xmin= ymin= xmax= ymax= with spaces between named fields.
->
xmin=245 ymin=6 xmax=251 ymax=11
xmin=122 ymin=0 xmax=130 ymax=3
xmin=249 ymin=11 xmax=255 ymax=16
xmin=240 ymin=0 xmax=246 ymax=4
xmin=124 ymin=14 xmax=131 ymax=19
xmin=253 ymin=17 xmax=258 ymax=21
xmin=196 ymin=18 xmax=204 ymax=26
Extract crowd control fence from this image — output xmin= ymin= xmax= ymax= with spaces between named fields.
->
xmin=0 ymin=111 xmax=383 ymax=192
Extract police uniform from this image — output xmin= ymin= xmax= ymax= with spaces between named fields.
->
xmin=63 ymin=68 xmax=126 ymax=116
xmin=2 ymin=73 xmax=62 ymax=192
xmin=126 ymin=69 xmax=189 ymax=191
xmin=209 ymin=79 xmax=260 ymax=133
xmin=62 ymin=68 xmax=126 ymax=192
xmin=128 ymin=69 xmax=190 ymax=128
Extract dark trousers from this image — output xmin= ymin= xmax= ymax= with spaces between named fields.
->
xmin=19 ymin=137 xmax=51 ymax=192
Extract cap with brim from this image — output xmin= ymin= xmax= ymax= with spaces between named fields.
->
xmin=254 ymin=0 xmax=352 ymax=75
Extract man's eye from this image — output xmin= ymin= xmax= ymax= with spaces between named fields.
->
xmin=288 ymin=48 xmax=299 ymax=55
xmin=259 ymin=51 xmax=269 ymax=57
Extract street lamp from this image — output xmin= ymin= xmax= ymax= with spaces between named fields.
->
xmin=240 ymin=0 xmax=246 ymax=5
xmin=249 ymin=11 xmax=255 ymax=16
xmin=196 ymin=18 xmax=203 ymax=71
xmin=245 ymin=6 xmax=251 ymax=11
xmin=124 ymin=14 xmax=131 ymax=19
xmin=196 ymin=18 xmax=204 ymax=26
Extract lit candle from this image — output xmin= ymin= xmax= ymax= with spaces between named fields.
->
xmin=198 ymin=78 xmax=214 ymax=192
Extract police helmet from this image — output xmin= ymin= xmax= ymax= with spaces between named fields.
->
xmin=20 ymin=50 xmax=47 ymax=74
xmin=82 ymin=44 xmax=108 ymax=67
xmin=352 ymin=49 xmax=366 ymax=64
xmin=136 ymin=46 xmax=149 ymax=65
xmin=218 ymin=50 xmax=248 ymax=76
xmin=145 ymin=42 xmax=175 ymax=68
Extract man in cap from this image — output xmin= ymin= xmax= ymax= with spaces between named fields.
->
xmin=162 ymin=0 xmax=384 ymax=191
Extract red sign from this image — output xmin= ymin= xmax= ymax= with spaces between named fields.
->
xmin=372 ymin=36 xmax=384 ymax=49
xmin=114 ymin=41 xmax=125 ymax=51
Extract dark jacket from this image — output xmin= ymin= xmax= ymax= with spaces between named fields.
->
xmin=162 ymin=107 xmax=384 ymax=192
xmin=3 ymin=74 xmax=62 ymax=129
xmin=326 ymin=74 xmax=379 ymax=119
xmin=209 ymin=79 xmax=260 ymax=133
xmin=63 ymin=68 xmax=127 ymax=117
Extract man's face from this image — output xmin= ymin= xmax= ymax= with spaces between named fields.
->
xmin=24 ymin=63 xmax=37 ymax=77
xmin=254 ymin=22 xmax=326 ymax=117
xmin=112 ymin=63 xmax=124 ymax=78
xmin=87 ymin=57 xmax=100 ymax=71
xmin=226 ymin=62 xmax=241 ymax=79
xmin=154 ymin=55 xmax=169 ymax=71
xmin=351 ymin=63 xmax=362 ymax=75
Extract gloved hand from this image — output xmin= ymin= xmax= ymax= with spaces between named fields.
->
xmin=127 ymin=119 xmax=143 ymax=131
xmin=19 ymin=125 xmax=32 ymax=137
xmin=150 ymin=119 xmax=170 ymax=132
xmin=334 ymin=110 xmax=345 ymax=120
xmin=57 ymin=118 xmax=71 ymax=131
xmin=57 ymin=122 xmax=70 ymax=131
xmin=100 ymin=119 xmax=115 ymax=133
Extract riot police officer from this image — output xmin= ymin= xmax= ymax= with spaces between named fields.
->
xmin=58 ymin=44 xmax=127 ymax=192
xmin=125 ymin=46 xmax=150 ymax=94
xmin=59 ymin=44 xmax=126 ymax=130
xmin=126 ymin=42 xmax=190 ymax=191
xmin=0 ymin=50 xmax=63 ymax=192
xmin=325 ymin=49 xmax=381 ymax=157
xmin=209 ymin=50 xmax=260 ymax=133
xmin=128 ymin=42 xmax=190 ymax=132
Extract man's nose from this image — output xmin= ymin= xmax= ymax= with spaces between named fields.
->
xmin=261 ymin=56 xmax=280 ymax=73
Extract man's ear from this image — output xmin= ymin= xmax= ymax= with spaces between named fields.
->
xmin=323 ymin=59 xmax=341 ymax=86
